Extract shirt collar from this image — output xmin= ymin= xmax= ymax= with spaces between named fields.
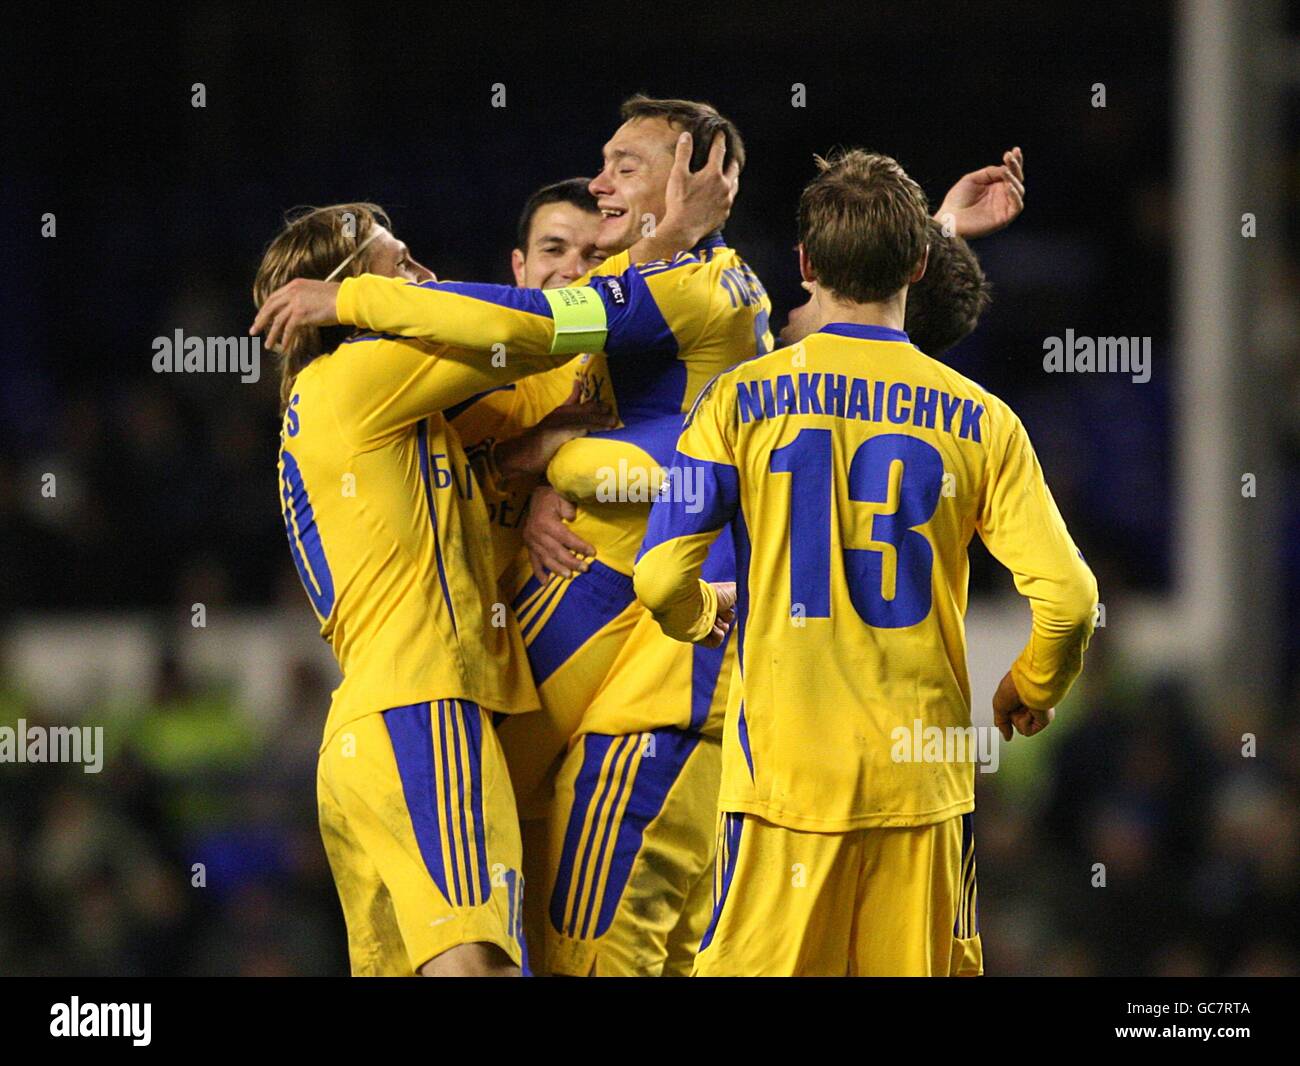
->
xmin=816 ymin=322 xmax=911 ymax=344
xmin=692 ymin=231 xmax=728 ymax=254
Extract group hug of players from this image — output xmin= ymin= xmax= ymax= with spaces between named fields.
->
xmin=252 ymin=96 xmax=1097 ymax=977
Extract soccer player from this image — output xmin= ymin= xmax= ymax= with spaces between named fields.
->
xmin=257 ymin=111 xmax=1028 ymax=977
xmin=444 ymin=178 xmax=614 ymax=586
xmin=568 ymin=216 xmax=1002 ymax=976
xmin=503 ymin=100 xmax=765 ymax=977
xmin=254 ymin=200 xmax=708 ymax=976
xmin=516 ymin=116 xmax=1022 ymax=979
xmin=441 ymin=176 xmax=618 ymax=967
xmin=254 ymin=105 xmax=759 ymax=977
xmin=633 ymin=150 xmax=1097 ymax=976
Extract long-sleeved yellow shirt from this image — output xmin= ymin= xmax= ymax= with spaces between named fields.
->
xmin=634 ymin=323 xmax=1098 ymax=831
xmin=279 ymin=335 xmax=559 ymax=749
xmin=334 ymin=236 xmax=773 ymax=575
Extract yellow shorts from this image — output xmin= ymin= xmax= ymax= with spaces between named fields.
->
xmin=542 ymin=729 xmax=721 ymax=976
xmin=693 ymin=811 xmax=983 ymax=977
xmin=317 ymin=699 xmax=527 ymax=976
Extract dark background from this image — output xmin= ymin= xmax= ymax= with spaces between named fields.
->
xmin=1 ymin=2 xmax=1296 ymax=976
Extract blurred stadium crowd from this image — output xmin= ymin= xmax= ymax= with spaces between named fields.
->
xmin=3 ymin=4 xmax=1297 ymax=975
xmin=2 ymin=649 xmax=1295 ymax=975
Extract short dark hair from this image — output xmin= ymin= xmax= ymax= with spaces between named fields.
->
xmin=798 ymin=149 xmax=929 ymax=305
xmin=516 ymin=178 xmax=599 ymax=251
xmin=905 ymin=218 xmax=993 ymax=355
xmin=619 ymin=94 xmax=746 ymax=173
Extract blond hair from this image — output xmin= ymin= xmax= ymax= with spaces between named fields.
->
xmin=253 ymin=203 xmax=391 ymax=410
xmin=797 ymin=150 xmax=929 ymax=304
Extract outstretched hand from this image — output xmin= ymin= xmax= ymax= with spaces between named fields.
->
xmin=935 ymin=147 xmax=1025 ymax=239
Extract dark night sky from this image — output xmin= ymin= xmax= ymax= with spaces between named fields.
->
xmin=6 ymin=2 xmax=1177 ymax=605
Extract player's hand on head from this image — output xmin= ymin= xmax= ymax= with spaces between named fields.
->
xmin=935 ymin=146 xmax=1025 ymax=240
xmin=250 ymin=278 xmax=343 ymax=353
xmin=991 ymin=668 xmax=1053 ymax=741
xmin=701 ymin=581 xmax=737 ymax=648
xmin=661 ymin=130 xmax=739 ymax=248
xmin=522 ymin=485 xmax=594 ymax=583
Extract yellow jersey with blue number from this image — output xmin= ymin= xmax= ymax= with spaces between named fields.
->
xmin=634 ymin=323 xmax=1099 ymax=831
xmin=277 ymin=330 xmax=613 ymax=748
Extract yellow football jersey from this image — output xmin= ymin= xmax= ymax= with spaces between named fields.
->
xmin=634 ymin=323 xmax=1099 ymax=832
xmin=333 ymin=236 xmax=774 ymax=577
xmin=552 ymin=238 xmax=772 ymax=575
xmin=447 ymin=354 xmax=615 ymax=581
xmin=279 ymin=333 xmax=579 ymax=748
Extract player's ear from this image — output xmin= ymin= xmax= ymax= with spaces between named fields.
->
xmin=909 ymin=243 xmax=929 ymax=285
xmin=797 ymin=243 xmax=816 ymax=285
xmin=511 ymin=248 xmax=527 ymax=287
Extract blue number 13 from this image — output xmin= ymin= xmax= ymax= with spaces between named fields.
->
xmin=768 ymin=430 xmax=943 ymax=629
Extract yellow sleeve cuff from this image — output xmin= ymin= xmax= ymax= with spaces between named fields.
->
xmin=335 ymin=276 xmax=359 ymax=326
xmin=682 ymin=579 xmax=720 ymax=644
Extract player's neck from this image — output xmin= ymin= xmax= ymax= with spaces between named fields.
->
xmin=812 ymin=287 xmax=907 ymax=334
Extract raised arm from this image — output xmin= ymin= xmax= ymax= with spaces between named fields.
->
xmin=335 ymin=276 xmax=614 ymax=358
xmin=934 ymin=146 xmax=1025 ymax=239
xmin=253 ymin=250 xmax=728 ymax=372
xmin=622 ymin=129 xmax=739 ymax=264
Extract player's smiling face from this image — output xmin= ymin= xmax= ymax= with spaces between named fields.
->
xmin=590 ymin=117 xmax=677 ymax=253
xmin=513 ymin=202 xmax=606 ymax=289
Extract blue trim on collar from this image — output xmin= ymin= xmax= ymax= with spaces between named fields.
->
xmin=817 ymin=323 xmax=911 ymax=344
xmin=692 ymin=231 xmax=727 ymax=254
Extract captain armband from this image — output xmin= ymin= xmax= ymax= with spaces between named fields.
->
xmin=542 ymin=286 xmax=608 ymax=355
